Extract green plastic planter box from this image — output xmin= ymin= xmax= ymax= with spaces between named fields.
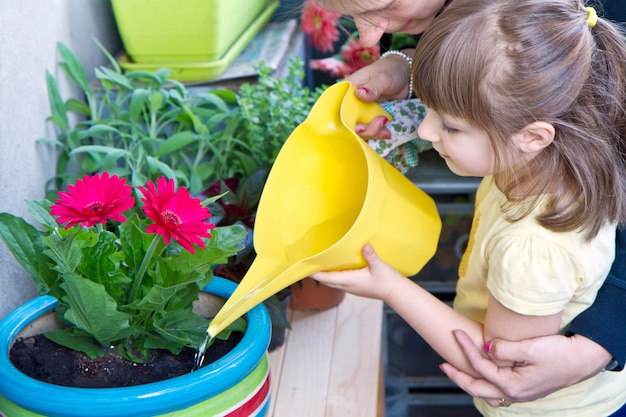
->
xmin=112 ymin=0 xmax=276 ymax=63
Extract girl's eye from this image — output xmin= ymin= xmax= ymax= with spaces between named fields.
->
xmin=442 ymin=123 xmax=458 ymax=133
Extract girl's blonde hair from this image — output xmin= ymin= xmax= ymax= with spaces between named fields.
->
xmin=413 ymin=0 xmax=626 ymax=240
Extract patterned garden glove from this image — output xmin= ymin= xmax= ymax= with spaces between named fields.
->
xmin=368 ymin=98 xmax=432 ymax=173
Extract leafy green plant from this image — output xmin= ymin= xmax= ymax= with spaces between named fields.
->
xmin=237 ymin=57 xmax=324 ymax=166
xmin=40 ymin=41 xmax=260 ymax=199
xmin=0 ymin=172 xmax=247 ymax=363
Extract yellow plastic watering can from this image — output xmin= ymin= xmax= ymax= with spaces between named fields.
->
xmin=208 ymin=81 xmax=442 ymax=337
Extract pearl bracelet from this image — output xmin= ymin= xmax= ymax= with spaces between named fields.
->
xmin=380 ymin=50 xmax=414 ymax=100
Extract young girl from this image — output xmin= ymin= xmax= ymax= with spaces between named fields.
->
xmin=312 ymin=0 xmax=626 ymax=415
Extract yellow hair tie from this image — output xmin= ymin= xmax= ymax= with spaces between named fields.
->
xmin=586 ymin=6 xmax=597 ymax=28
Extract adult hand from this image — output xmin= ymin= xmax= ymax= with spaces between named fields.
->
xmin=344 ymin=51 xmax=415 ymax=139
xmin=346 ymin=53 xmax=413 ymax=103
xmin=439 ymin=329 xmax=612 ymax=407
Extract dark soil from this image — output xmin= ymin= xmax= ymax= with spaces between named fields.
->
xmin=9 ymin=333 xmax=242 ymax=388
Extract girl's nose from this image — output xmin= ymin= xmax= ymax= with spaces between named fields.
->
xmin=417 ymin=111 xmax=438 ymax=143
xmin=354 ymin=16 xmax=389 ymax=47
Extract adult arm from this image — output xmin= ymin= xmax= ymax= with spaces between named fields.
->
xmin=566 ymin=227 xmax=626 ymax=369
xmin=441 ymin=330 xmax=612 ymax=407
xmin=440 ymin=227 xmax=626 ymax=406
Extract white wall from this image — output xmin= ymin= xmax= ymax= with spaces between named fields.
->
xmin=0 ymin=1 xmax=121 ymax=319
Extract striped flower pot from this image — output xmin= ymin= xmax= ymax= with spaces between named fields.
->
xmin=0 ymin=278 xmax=271 ymax=417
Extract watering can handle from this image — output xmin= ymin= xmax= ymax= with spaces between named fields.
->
xmin=337 ymin=82 xmax=393 ymax=131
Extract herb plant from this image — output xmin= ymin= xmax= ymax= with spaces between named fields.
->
xmin=237 ymin=57 xmax=324 ymax=166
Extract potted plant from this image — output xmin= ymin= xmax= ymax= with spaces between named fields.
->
xmin=289 ymin=277 xmax=346 ymax=311
xmin=111 ymin=0 xmax=279 ymax=64
xmin=0 ymin=172 xmax=272 ymax=416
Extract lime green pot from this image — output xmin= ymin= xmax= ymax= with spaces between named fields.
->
xmin=0 ymin=278 xmax=271 ymax=417
xmin=111 ymin=0 xmax=277 ymax=63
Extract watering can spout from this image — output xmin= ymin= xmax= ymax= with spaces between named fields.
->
xmin=208 ymin=257 xmax=317 ymax=337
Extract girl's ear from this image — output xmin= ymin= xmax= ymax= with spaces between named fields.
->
xmin=513 ymin=121 xmax=555 ymax=154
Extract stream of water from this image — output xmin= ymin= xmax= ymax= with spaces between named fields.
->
xmin=192 ymin=332 xmax=213 ymax=371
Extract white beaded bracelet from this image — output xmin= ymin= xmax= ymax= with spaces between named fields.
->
xmin=380 ymin=50 xmax=414 ymax=100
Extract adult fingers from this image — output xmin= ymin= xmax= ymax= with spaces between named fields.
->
xmin=439 ymin=363 xmax=505 ymax=408
xmin=486 ymin=337 xmax=534 ymax=364
xmin=453 ymin=329 xmax=502 ymax=377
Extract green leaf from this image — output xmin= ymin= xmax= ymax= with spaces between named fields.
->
xmin=0 ymin=213 xmax=59 ymax=294
xmin=152 ymin=308 xmax=208 ymax=347
xmin=44 ymin=328 xmax=109 ymax=359
xmin=209 ymin=317 xmax=248 ymax=341
xmin=129 ymin=89 xmax=151 ymax=119
xmin=45 ymin=71 xmax=69 ymax=132
xmin=69 ymin=145 xmax=131 ymax=160
xmin=25 ymin=200 xmax=56 ymax=229
xmin=208 ymin=89 xmax=238 ymax=105
xmin=95 ymin=66 xmax=134 ymax=90
xmin=94 ymin=37 xmax=122 ymax=73
xmin=65 ymin=98 xmax=91 ymax=116
xmin=77 ymin=124 xmax=123 ymax=138
xmin=263 ymin=295 xmax=291 ymax=329
xmin=60 ymin=273 xmax=132 ymax=346
xmin=78 ymin=230 xmax=129 ymax=291
xmin=146 ymin=155 xmax=179 ymax=180
xmin=149 ymin=91 xmax=165 ymax=113
xmin=57 ymin=42 xmax=91 ymax=94
xmin=166 ymin=225 xmax=246 ymax=273
xmin=237 ymin=169 xmax=268 ymax=211
xmin=119 ymin=214 xmax=152 ymax=273
xmin=42 ymin=231 xmax=84 ymax=275
xmin=155 ymin=131 xmax=198 ymax=156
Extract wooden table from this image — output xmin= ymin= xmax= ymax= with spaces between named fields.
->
xmin=267 ymin=294 xmax=384 ymax=417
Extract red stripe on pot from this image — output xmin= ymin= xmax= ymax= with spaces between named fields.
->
xmin=224 ymin=370 xmax=271 ymax=417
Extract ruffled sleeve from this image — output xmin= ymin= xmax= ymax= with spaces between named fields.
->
xmin=486 ymin=234 xmax=586 ymax=317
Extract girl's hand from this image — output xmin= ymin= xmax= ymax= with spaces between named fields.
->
xmin=311 ymin=244 xmax=404 ymax=301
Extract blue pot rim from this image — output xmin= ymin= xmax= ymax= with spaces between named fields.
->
xmin=0 ymin=277 xmax=271 ymax=417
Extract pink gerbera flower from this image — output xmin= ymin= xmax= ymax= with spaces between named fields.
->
xmin=310 ymin=56 xmax=354 ymax=78
xmin=139 ymin=177 xmax=215 ymax=253
xmin=301 ymin=0 xmax=341 ymax=53
xmin=51 ymin=172 xmax=135 ymax=229
xmin=340 ymin=38 xmax=381 ymax=73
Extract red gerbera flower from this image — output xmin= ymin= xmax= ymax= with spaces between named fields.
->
xmin=301 ymin=0 xmax=341 ymax=53
xmin=51 ymin=172 xmax=135 ymax=229
xmin=139 ymin=177 xmax=215 ymax=253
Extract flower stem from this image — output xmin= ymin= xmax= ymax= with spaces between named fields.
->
xmin=128 ymin=235 xmax=162 ymax=303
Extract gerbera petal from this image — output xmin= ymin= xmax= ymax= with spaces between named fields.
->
xmin=50 ymin=172 xmax=135 ymax=229
xmin=139 ymin=177 xmax=215 ymax=253
xmin=301 ymin=0 xmax=341 ymax=53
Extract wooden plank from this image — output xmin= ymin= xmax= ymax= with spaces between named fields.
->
xmin=271 ymin=307 xmax=339 ymax=417
xmin=324 ymin=294 xmax=383 ymax=417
